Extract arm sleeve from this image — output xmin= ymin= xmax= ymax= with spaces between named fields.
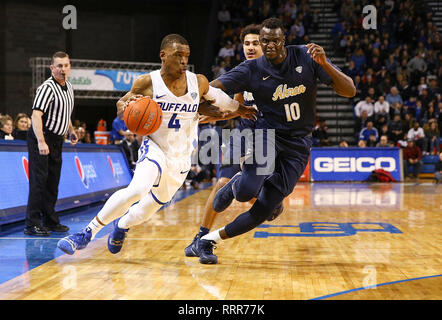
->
xmin=32 ymin=84 xmax=54 ymax=113
xmin=216 ymin=61 xmax=252 ymax=95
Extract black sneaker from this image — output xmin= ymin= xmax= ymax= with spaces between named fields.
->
xmin=24 ymin=225 xmax=50 ymax=237
xmin=212 ymin=172 xmax=242 ymax=212
xmin=45 ymin=224 xmax=69 ymax=232
xmin=185 ymin=234 xmax=200 ymax=257
xmin=198 ymin=239 xmax=218 ymax=264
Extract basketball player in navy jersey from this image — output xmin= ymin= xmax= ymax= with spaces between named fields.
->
xmin=196 ymin=18 xmax=356 ymax=264
xmin=184 ymin=24 xmax=283 ymax=259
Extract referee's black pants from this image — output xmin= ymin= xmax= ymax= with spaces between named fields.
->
xmin=25 ymin=128 xmax=64 ymax=228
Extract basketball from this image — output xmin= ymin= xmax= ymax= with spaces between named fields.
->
xmin=123 ymin=96 xmax=162 ymax=136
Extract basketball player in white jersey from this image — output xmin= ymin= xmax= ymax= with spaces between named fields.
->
xmin=57 ymin=34 xmax=256 ymax=255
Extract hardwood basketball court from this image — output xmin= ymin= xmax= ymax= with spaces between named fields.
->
xmin=0 ymin=182 xmax=440 ymax=300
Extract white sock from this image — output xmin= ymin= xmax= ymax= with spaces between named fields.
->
xmin=200 ymin=228 xmax=223 ymax=243
xmin=86 ymin=217 xmax=106 ymax=240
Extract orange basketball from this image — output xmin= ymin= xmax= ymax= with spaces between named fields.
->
xmin=124 ymin=97 xmax=162 ymax=136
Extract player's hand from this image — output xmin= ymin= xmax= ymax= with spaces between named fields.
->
xmin=118 ymin=94 xmax=144 ymax=116
xmin=306 ymin=43 xmax=327 ymax=66
xmin=198 ymin=98 xmax=228 ymax=119
xmin=70 ymin=132 xmax=78 ymax=145
xmin=236 ymin=103 xmax=258 ymax=120
xmin=38 ymin=141 xmax=50 ymax=155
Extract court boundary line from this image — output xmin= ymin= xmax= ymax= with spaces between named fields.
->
xmin=311 ymin=274 xmax=442 ymax=300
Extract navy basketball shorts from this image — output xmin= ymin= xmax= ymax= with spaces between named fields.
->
xmin=233 ymin=129 xmax=312 ymax=200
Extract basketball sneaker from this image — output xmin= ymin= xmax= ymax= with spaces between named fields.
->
xmin=57 ymin=227 xmax=92 ymax=255
xmin=212 ymin=172 xmax=242 ymax=212
xmin=198 ymin=239 xmax=218 ymax=264
xmin=184 ymin=234 xmax=200 ymax=257
xmin=107 ymin=218 xmax=129 ymax=254
xmin=267 ymin=202 xmax=284 ymax=221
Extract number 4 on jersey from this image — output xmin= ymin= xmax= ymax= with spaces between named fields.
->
xmin=168 ymin=113 xmax=181 ymax=130
xmin=284 ymin=102 xmax=300 ymax=122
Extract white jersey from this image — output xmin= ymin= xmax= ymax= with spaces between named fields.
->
xmin=148 ymin=70 xmax=200 ymax=161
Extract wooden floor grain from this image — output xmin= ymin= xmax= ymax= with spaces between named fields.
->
xmin=0 ymin=182 xmax=440 ymax=300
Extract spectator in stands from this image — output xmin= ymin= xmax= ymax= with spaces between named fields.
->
xmin=403 ymin=140 xmax=423 ymax=179
xmin=357 ymin=139 xmax=367 ymax=148
xmin=385 ymin=54 xmax=399 ymax=78
xmin=12 ymin=113 xmax=30 ymax=141
xmin=402 ymin=113 xmax=414 ymax=134
xmin=423 ymin=101 xmax=438 ymax=123
xmin=375 ymin=114 xmax=388 ymax=132
xmin=407 ymin=121 xmax=426 ymax=152
xmin=354 ymin=96 xmax=374 ymax=119
xmin=218 ymin=41 xmax=235 ymax=59
xmin=110 ymin=113 xmax=128 ymax=145
xmin=379 ymin=123 xmax=392 ymax=141
xmin=423 ymin=120 xmax=440 ymax=155
xmin=389 ymin=101 xmax=404 ymax=120
xmin=218 ymin=4 xmax=231 ymax=23
xmin=376 ymin=135 xmax=390 ymax=147
xmin=339 ymin=140 xmax=349 ymax=147
xmin=312 ymin=119 xmax=330 ymax=147
xmin=366 ymin=133 xmax=377 ymax=147
xmin=359 ymin=121 xmax=378 ymax=143
xmin=407 ymin=49 xmax=427 ymax=87
xmin=343 ymin=60 xmax=361 ymax=80
xmin=75 ymin=126 xmax=86 ymax=143
xmin=350 ymin=48 xmax=366 ymax=74
xmin=374 ymin=95 xmax=390 ymax=118
xmin=386 ymin=86 xmax=403 ymax=107
xmin=120 ymin=130 xmax=139 ymax=171
xmin=389 ymin=114 xmax=404 ymax=144
xmin=434 ymin=152 xmax=442 ymax=184
xmin=0 ymin=115 xmax=14 ymax=140
xmin=404 ymin=96 xmax=417 ymax=117
xmin=355 ymin=109 xmax=370 ymax=139
xmin=419 ymin=88 xmax=433 ymax=111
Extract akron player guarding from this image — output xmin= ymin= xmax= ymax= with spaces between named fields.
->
xmin=57 ymin=34 xmax=256 ymax=255
xmin=185 ymin=24 xmax=284 ymax=263
xmin=195 ymin=18 xmax=356 ymax=264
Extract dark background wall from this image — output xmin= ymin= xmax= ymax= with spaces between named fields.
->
xmin=0 ymin=0 xmax=218 ymax=131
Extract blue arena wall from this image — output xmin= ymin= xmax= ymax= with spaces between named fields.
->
xmin=0 ymin=140 xmax=132 ymax=226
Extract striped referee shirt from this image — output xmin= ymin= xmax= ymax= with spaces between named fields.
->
xmin=32 ymin=76 xmax=74 ymax=136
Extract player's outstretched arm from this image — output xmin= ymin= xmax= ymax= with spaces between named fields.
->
xmin=306 ymin=43 xmax=356 ymax=98
xmin=197 ymin=74 xmax=256 ymax=119
xmin=198 ymin=93 xmax=244 ymax=123
xmin=116 ymin=74 xmax=153 ymax=116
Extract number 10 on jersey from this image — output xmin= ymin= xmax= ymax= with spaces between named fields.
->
xmin=284 ymin=102 xmax=300 ymax=122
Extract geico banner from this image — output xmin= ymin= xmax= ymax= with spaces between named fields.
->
xmin=68 ymin=69 xmax=150 ymax=91
xmin=310 ymin=147 xmax=402 ymax=181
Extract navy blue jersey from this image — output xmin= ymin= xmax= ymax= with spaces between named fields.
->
xmin=217 ymin=45 xmax=340 ymax=136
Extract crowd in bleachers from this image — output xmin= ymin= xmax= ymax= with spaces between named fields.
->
xmin=331 ymin=0 xmax=441 ymax=157
xmin=212 ymin=0 xmax=318 ymax=79
xmin=2 ymin=0 xmax=441 ymax=183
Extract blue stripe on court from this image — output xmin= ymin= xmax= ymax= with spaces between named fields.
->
xmin=311 ymin=274 xmax=442 ymax=300
xmin=0 ymin=182 xmax=212 ymax=286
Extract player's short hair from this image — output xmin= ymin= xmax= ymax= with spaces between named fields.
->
xmin=240 ymin=24 xmax=261 ymax=43
xmin=261 ymin=17 xmax=285 ymax=33
xmin=160 ymin=34 xmax=189 ymax=50
xmin=52 ymin=51 xmax=69 ymax=64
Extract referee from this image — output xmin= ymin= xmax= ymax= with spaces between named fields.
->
xmin=24 ymin=51 xmax=78 ymax=236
